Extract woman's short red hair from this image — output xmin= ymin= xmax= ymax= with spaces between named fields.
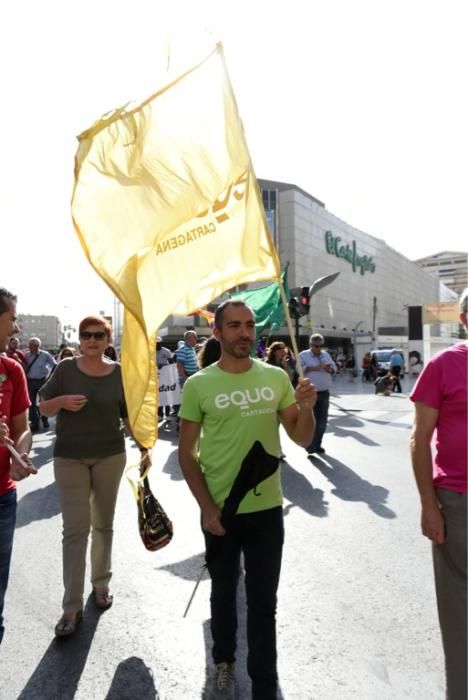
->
xmin=79 ymin=315 xmax=112 ymax=340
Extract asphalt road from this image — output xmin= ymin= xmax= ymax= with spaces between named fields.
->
xmin=0 ymin=375 xmax=444 ymax=699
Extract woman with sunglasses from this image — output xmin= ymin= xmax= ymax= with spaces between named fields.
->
xmin=39 ymin=315 xmax=134 ymax=636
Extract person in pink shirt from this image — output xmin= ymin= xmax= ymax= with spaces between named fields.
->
xmin=410 ymin=287 xmax=467 ymax=700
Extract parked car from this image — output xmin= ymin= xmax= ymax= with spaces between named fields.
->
xmin=370 ymin=349 xmax=405 ymax=377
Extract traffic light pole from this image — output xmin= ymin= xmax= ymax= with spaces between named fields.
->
xmin=280 ymin=272 xmax=341 ymax=377
xmin=294 ymin=315 xmax=300 ymax=352
xmin=277 ymin=277 xmax=304 ymax=380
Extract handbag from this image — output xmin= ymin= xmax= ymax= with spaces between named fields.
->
xmin=127 ymin=457 xmax=173 ymax=552
xmin=137 ymin=476 xmax=173 ymax=551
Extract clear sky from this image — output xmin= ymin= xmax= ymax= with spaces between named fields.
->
xmin=2 ymin=0 xmax=466 ymax=325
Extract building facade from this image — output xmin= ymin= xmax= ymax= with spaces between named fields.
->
xmin=414 ymin=251 xmax=468 ymax=296
xmin=259 ymin=178 xmax=445 ymax=362
xmin=18 ymin=314 xmax=62 ymax=350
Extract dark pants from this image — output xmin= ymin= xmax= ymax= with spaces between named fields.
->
xmin=204 ymin=507 xmax=284 ymax=700
xmin=0 ymin=489 xmax=17 ymax=645
xmin=433 ymin=489 xmax=467 ymax=700
xmin=391 ymin=366 xmax=402 ymax=392
xmin=27 ymin=378 xmax=46 ymax=428
xmin=307 ymin=390 xmax=330 ymax=452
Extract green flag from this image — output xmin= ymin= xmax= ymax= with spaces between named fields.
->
xmin=230 ymin=269 xmax=289 ymax=341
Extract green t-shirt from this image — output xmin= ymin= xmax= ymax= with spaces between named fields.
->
xmin=40 ymin=358 xmax=127 ymax=458
xmin=180 ymin=359 xmax=296 ymax=514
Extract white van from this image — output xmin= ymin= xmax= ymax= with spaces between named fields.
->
xmin=371 ymin=349 xmax=405 ymax=376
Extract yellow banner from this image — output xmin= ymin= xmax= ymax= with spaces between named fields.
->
xmin=71 ymin=44 xmax=280 ymax=447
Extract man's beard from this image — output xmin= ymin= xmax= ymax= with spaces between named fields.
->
xmin=225 ymin=339 xmax=253 ymax=359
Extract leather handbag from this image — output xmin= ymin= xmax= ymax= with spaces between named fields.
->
xmin=137 ymin=476 xmax=173 ymax=551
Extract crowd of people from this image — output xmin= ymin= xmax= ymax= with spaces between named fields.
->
xmin=0 ymin=283 xmax=466 ymax=700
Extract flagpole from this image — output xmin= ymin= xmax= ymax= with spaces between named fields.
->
xmin=277 ymin=277 xmax=304 ymax=380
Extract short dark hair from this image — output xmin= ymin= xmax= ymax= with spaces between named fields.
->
xmin=0 ymin=287 xmax=17 ymax=314
xmin=214 ymin=300 xmax=255 ymax=329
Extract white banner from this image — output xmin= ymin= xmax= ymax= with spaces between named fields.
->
xmin=158 ymin=364 xmax=181 ymax=406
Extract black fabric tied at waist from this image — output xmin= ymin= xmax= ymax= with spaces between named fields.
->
xmin=183 ymin=440 xmax=279 ymax=617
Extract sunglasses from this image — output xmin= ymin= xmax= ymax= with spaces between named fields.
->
xmin=80 ymin=331 xmax=107 ymax=341
xmin=311 ymin=344 xmax=323 ymax=348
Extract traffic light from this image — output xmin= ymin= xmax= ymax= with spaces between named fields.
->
xmin=288 ymin=297 xmax=301 ymax=319
xmin=288 ymin=288 xmax=310 ymax=319
xmin=299 ymin=286 xmax=311 ymax=315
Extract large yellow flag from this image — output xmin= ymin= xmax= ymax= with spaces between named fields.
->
xmin=71 ymin=43 xmax=281 ymax=448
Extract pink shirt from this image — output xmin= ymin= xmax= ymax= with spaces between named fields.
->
xmin=410 ymin=343 xmax=468 ymax=493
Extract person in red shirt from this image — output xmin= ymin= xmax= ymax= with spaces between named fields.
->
xmin=0 ymin=286 xmax=37 ymax=645
xmin=5 ymin=337 xmax=26 ymax=369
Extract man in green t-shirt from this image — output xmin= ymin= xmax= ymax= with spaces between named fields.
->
xmin=179 ymin=300 xmax=316 ymax=700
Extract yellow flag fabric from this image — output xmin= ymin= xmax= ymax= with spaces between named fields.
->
xmin=71 ymin=43 xmax=281 ymax=448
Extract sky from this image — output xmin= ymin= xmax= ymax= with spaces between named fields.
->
xmin=1 ymin=0 xmax=466 ymax=325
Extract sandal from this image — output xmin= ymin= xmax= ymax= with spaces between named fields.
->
xmin=54 ymin=609 xmax=83 ymax=637
xmin=93 ymin=588 xmax=113 ymax=610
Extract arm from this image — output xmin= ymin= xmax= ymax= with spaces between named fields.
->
xmin=279 ymin=378 xmax=317 ymax=447
xmin=178 ymin=418 xmax=225 ymax=535
xmin=47 ymin=352 xmax=57 ymax=371
xmin=122 ymin=417 xmax=151 ymax=473
xmin=280 ymin=359 xmax=294 ymax=380
xmin=176 ymin=361 xmax=187 ymax=381
xmin=298 ymin=354 xmax=313 ymax=375
xmin=40 ymin=394 xmax=87 ymax=417
xmin=322 ymin=352 xmax=337 ymax=373
xmin=122 ymin=417 xmax=144 ymax=449
xmin=9 ymin=410 xmax=37 ymax=480
xmin=39 ymin=363 xmax=87 ymax=416
xmin=409 ymin=401 xmax=445 ymax=544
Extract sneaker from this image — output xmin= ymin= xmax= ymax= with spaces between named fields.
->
xmin=210 ymin=662 xmax=235 ymax=699
xmin=307 ymin=446 xmax=325 ymax=455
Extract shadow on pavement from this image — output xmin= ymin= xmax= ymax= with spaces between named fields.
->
xmin=156 ymin=418 xmax=179 ymax=445
xmin=160 ymin=551 xmax=206 ymax=582
xmin=17 ymin=594 xmax=102 ymax=700
xmin=281 ymin=460 xmax=328 ymax=518
xmin=327 ymin=415 xmax=380 ymax=446
xmin=161 ymin=446 xmax=183 ymax=481
xmin=105 ymin=656 xmax=159 ymax=699
xmin=201 ymin=578 xmax=285 ymax=699
xmin=16 ymin=481 xmax=60 ymax=528
xmin=310 ymin=454 xmax=396 ymax=519
xmin=30 ymin=434 xmax=54 ymax=469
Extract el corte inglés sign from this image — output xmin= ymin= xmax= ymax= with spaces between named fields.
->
xmin=325 ymin=231 xmax=376 ymax=275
